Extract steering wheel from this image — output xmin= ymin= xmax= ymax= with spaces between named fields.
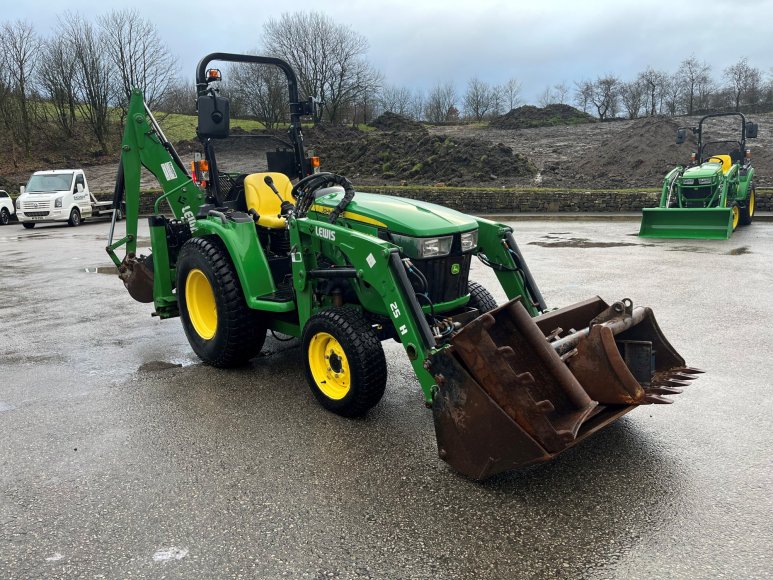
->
xmin=292 ymin=172 xmax=355 ymax=223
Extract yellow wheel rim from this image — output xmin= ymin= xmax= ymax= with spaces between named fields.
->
xmin=308 ymin=332 xmax=351 ymax=400
xmin=731 ymin=205 xmax=740 ymax=230
xmin=185 ymin=268 xmax=217 ymax=340
xmin=749 ymin=190 xmax=755 ymax=217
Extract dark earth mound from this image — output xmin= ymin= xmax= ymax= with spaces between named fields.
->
xmin=309 ymin=131 xmax=535 ymax=186
xmin=369 ymin=112 xmax=426 ymax=132
xmin=491 ymin=104 xmax=597 ymax=130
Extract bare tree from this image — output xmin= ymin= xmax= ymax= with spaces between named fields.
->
xmin=424 ymin=82 xmax=457 ymax=123
xmin=590 ymin=75 xmax=620 ymax=120
xmin=662 ymin=74 xmax=682 ymax=116
xmin=0 ymin=20 xmax=40 ymax=153
xmin=462 ymin=77 xmax=493 ymax=121
xmin=500 ymin=78 xmax=522 ymax=111
xmin=262 ymin=11 xmax=380 ymax=124
xmin=378 ymin=84 xmax=414 ymax=117
xmin=553 ymin=82 xmax=570 ymax=104
xmin=724 ymin=57 xmax=762 ymax=112
xmin=98 ymin=9 xmax=178 ymax=120
xmin=156 ymin=79 xmax=196 ymax=115
xmin=679 ymin=56 xmax=711 ymax=115
xmin=229 ymin=60 xmax=288 ymax=129
xmin=638 ymin=67 xmax=667 ymax=116
xmin=574 ymin=80 xmax=594 ymax=114
xmin=38 ymin=36 xmax=78 ymax=138
xmin=65 ymin=13 xmax=114 ymax=153
xmin=489 ymin=85 xmax=505 ymax=117
xmin=538 ymin=86 xmax=555 ymax=107
xmin=619 ymin=80 xmax=645 ymax=119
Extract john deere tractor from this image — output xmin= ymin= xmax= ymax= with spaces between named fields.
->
xmin=639 ymin=112 xmax=758 ymax=239
xmin=107 ymin=53 xmax=701 ymax=480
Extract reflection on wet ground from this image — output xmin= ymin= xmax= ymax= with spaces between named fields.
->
xmin=529 ymin=234 xmax=652 ymax=248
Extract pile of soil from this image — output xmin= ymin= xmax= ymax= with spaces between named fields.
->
xmin=491 ymin=104 xmax=596 ymax=130
xmin=558 ymin=117 xmax=698 ymax=187
xmin=369 ymin=112 xmax=426 ymax=132
xmin=309 ymin=131 xmax=535 ymax=185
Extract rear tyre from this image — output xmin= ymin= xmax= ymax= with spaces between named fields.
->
xmin=176 ymin=236 xmax=266 ymax=368
xmin=302 ymin=307 xmax=387 ymax=417
xmin=68 ymin=208 xmax=81 ymax=227
xmin=739 ymin=185 xmax=755 ymax=226
xmin=22 ymin=223 xmax=35 ymax=229
xmin=467 ymin=281 xmax=497 ymax=314
xmin=0 ymin=208 xmax=9 ymax=225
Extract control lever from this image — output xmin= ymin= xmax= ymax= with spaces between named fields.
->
xmin=264 ymin=175 xmax=295 ymax=216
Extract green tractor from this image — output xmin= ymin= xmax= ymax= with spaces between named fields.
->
xmin=639 ymin=112 xmax=758 ymax=239
xmin=107 ymin=53 xmax=701 ymax=480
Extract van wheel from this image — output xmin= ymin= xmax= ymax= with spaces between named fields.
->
xmin=0 ymin=208 xmax=9 ymax=225
xmin=22 ymin=223 xmax=35 ymax=229
xmin=68 ymin=208 xmax=81 ymax=227
xmin=176 ymin=236 xmax=266 ymax=367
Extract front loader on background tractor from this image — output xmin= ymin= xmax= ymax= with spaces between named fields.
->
xmin=106 ymin=53 xmax=701 ymax=480
xmin=639 ymin=112 xmax=758 ymax=239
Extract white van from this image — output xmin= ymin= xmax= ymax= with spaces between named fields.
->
xmin=16 ymin=169 xmax=119 ymax=229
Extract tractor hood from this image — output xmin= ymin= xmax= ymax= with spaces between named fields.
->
xmin=310 ymin=190 xmax=478 ymax=236
xmin=682 ymin=163 xmax=723 ymax=180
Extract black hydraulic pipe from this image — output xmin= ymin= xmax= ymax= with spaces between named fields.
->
xmin=388 ymin=250 xmax=436 ymax=349
xmin=504 ymin=232 xmax=547 ymax=312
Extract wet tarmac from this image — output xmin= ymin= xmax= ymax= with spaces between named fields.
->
xmin=1 ymin=219 xmax=771 ymax=578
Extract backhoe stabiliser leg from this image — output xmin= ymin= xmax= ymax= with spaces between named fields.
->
xmin=429 ymin=296 xmax=701 ymax=480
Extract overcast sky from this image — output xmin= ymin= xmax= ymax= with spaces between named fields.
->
xmin=6 ymin=0 xmax=773 ymax=102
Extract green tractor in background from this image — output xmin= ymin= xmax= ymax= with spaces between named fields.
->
xmin=639 ymin=112 xmax=758 ymax=239
xmin=107 ymin=53 xmax=701 ymax=480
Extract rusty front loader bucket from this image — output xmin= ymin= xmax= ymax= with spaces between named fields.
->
xmin=639 ymin=207 xmax=734 ymax=239
xmin=429 ymin=297 xmax=701 ymax=480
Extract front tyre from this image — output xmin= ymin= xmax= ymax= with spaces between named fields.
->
xmin=467 ymin=281 xmax=497 ymax=314
xmin=22 ymin=222 xmax=35 ymax=229
xmin=0 ymin=208 xmax=9 ymax=225
xmin=302 ymin=308 xmax=387 ymax=417
xmin=176 ymin=236 xmax=266 ymax=368
xmin=68 ymin=208 xmax=81 ymax=227
xmin=739 ymin=185 xmax=755 ymax=226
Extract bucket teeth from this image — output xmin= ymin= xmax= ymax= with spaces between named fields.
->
xmin=644 ymin=394 xmax=675 ymax=404
xmin=646 ymin=386 xmax=683 ymax=396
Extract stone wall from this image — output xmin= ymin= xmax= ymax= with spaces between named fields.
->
xmin=97 ymin=187 xmax=773 ymax=214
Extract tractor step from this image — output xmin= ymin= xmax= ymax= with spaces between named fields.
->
xmin=429 ymin=296 xmax=700 ymax=480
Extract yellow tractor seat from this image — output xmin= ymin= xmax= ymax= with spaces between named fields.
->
xmin=243 ymin=172 xmax=295 ymax=229
xmin=706 ymin=154 xmax=733 ymax=174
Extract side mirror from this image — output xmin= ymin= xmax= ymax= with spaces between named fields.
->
xmin=675 ymin=129 xmax=686 ymax=144
xmin=746 ymin=122 xmax=758 ymax=139
xmin=76 ymin=183 xmax=85 ymax=193
xmin=197 ymin=94 xmax=230 ymax=139
xmin=19 ymin=186 xmax=25 ymax=195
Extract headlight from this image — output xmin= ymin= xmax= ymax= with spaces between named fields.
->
xmin=55 ymin=197 xmax=63 ymax=208
xmin=698 ymin=178 xmax=713 ymax=185
xmin=460 ymin=230 xmax=478 ymax=252
xmin=681 ymin=179 xmax=694 ymax=185
xmin=392 ymin=234 xmax=453 ymax=259
xmin=16 ymin=198 xmax=21 ymax=209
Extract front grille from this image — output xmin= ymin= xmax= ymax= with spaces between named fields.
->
xmin=24 ymin=211 xmax=49 ymax=217
xmin=23 ymin=200 xmax=50 ymax=210
xmin=412 ymin=253 xmax=472 ymax=303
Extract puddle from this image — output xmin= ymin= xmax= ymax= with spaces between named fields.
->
xmin=726 ymin=246 xmax=751 ymax=256
xmin=528 ymin=236 xmax=650 ymax=249
xmin=138 ymin=361 xmax=183 ymax=372
xmin=84 ymin=266 xmax=119 ymax=274
xmin=0 ymin=402 xmax=16 ymax=413
xmin=664 ymin=245 xmax=713 ymax=254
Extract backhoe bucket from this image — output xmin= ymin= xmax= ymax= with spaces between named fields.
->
xmin=639 ymin=207 xmax=733 ymax=239
xmin=429 ymin=297 xmax=701 ymax=480
xmin=118 ymin=253 xmax=155 ymax=303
